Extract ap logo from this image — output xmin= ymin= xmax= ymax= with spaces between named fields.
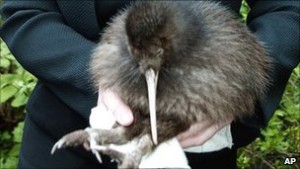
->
xmin=284 ymin=157 xmax=297 ymax=165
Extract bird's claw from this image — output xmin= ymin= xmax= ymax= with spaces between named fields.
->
xmin=51 ymin=129 xmax=90 ymax=154
xmin=51 ymin=138 xmax=66 ymax=154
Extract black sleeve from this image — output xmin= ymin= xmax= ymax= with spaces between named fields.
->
xmin=246 ymin=0 xmax=299 ymax=125
xmin=0 ymin=1 xmax=97 ymax=119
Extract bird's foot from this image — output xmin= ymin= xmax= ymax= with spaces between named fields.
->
xmin=51 ymin=127 xmax=145 ymax=168
xmin=51 ymin=129 xmax=92 ymax=154
xmin=50 ymin=127 xmax=122 ymax=163
xmin=51 ymin=127 xmax=106 ymax=153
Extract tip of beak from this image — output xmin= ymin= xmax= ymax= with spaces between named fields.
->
xmin=153 ymin=136 xmax=158 ymax=145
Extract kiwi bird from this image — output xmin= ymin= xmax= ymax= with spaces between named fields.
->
xmin=51 ymin=1 xmax=270 ymax=168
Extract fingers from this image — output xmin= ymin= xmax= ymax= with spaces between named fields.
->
xmin=100 ymin=89 xmax=134 ymax=126
xmin=177 ymin=120 xmax=213 ymax=142
xmin=178 ymin=123 xmax=219 ymax=148
xmin=177 ymin=118 xmax=232 ymax=148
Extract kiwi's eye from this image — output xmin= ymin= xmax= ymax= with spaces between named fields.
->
xmin=157 ymin=48 xmax=164 ymax=56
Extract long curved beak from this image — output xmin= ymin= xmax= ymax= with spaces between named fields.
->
xmin=145 ymin=68 xmax=159 ymax=145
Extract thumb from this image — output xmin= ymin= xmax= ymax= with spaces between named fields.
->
xmin=101 ymin=90 xmax=134 ymax=126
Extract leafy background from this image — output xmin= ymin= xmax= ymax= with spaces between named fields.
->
xmin=0 ymin=1 xmax=299 ymax=169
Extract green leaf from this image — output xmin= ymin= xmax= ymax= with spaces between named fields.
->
xmin=24 ymin=72 xmax=37 ymax=82
xmin=0 ymin=57 xmax=11 ymax=68
xmin=0 ymin=43 xmax=11 ymax=57
xmin=11 ymin=92 xmax=28 ymax=107
xmin=0 ymin=74 xmax=17 ymax=88
xmin=0 ymin=85 xmax=18 ymax=103
xmin=7 ymin=144 xmax=21 ymax=157
xmin=1 ymin=155 xmax=19 ymax=169
xmin=27 ymin=82 xmax=37 ymax=89
xmin=275 ymin=109 xmax=285 ymax=117
xmin=0 ymin=131 xmax=12 ymax=141
xmin=5 ymin=53 xmax=15 ymax=60
xmin=13 ymin=121 xmax=24 ymax=143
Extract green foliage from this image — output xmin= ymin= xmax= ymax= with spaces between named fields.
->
xmin=1 ymin=40 xmax=37 ymax=107
xmin=237 ymin=66 xmax=300 ymax=169
xmin=240 ymin=0 xmax=250 ymax=22
xmin=0 ymin=122 xmax=24 ymax=169
xmin=0 ymin=38 xmax=37 ymax=169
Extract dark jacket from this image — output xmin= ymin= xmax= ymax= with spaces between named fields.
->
xmin=0 ymin=0 xmax=299 ymax=168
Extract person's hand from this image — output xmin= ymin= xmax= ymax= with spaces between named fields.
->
xmin=98 ymin=89 xmax=134 ymax=126
xmin=177 ymin=118 xmax=232 ymax=148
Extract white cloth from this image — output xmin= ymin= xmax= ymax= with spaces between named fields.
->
xmin=89 ymin=105 xmax=232 ymax=168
